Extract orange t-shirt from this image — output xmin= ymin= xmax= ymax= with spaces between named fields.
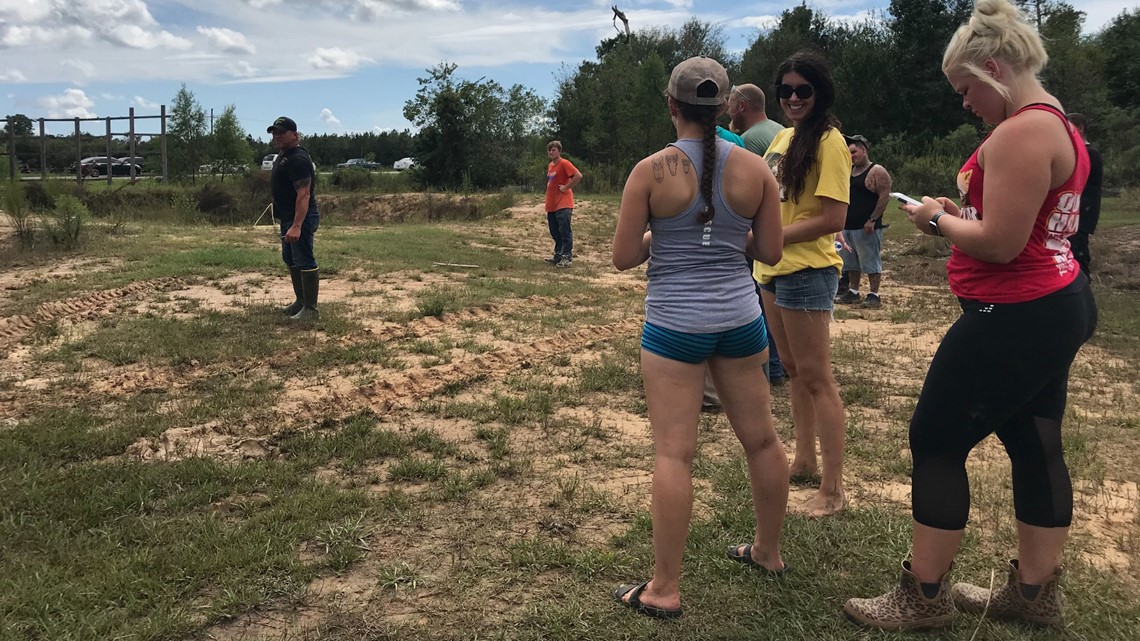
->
xmin=545 ymin=158 xmax=578 ymax=212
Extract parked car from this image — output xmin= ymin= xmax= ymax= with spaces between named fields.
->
xmin=199 ymin=161 xmax=248 ymax=174
xmin=336 ymin=158 xmax=379 ymax=170
xmin=393 ymin=157 xmax=416 ymax=171
xmin=76 ymin=156 xmax=142 ymax=178
xmin=261 ymin=154 xmax=278 ymax=171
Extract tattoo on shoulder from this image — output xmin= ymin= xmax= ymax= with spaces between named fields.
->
xmin=666 ymin=154 xmax=678 ymax=176
xmin=682 ymin=158 xmax=691 ymax=174
xmin=652 ymin=157 xmax=664 ymax=183
xmin=293 ymin=177 xmax=311 ymax=191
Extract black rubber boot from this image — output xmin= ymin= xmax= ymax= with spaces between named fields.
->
xmin=290 ymin=269 xmax=320 ymax=321
xmin=282 ymin=267 xmax=304 ymax=316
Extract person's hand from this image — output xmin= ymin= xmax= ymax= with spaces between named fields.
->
xmin=863 ymin=219 xmax=875 ymax=235
xmin=835 ymin=232 xmax=852 ymax=252
xmin=935 ymin=197 xmax=962 ymax=217
xmin=902 ymin=197 xmax=945 ymax=235
xmin=285 ymin=225 xmax=302 ymax=243
xmin=558 ymin=184 xmax=567 ymax=193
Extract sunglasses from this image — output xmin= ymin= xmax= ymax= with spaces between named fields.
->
xmin=776 ymin=83 xmax=814 ymax=100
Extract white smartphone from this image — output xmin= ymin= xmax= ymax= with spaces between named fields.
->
xmin=889 ymin=192 xmax=923 ymax=207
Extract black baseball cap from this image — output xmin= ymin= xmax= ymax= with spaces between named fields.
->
xmin=267 ymin=116 xmax=297 ymax=133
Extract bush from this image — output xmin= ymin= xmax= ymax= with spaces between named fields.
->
xmin=46 ymin=195 xmax=87 ymax=249
xmin=894 ymin=155 xmax=961 ymax=200
xmin=22 ymin=180 xmax=56 ymax=211
xmin=196 ymin=183 xmax=239 ymax=223
xmin=3 ymin=180 xmax=35 ymax=249
xmin=330 ymin=168 xmax=374 ymax=191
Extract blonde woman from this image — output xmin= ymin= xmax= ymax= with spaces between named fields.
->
xmin=845 ymin=0 xmax=1095 ymax=630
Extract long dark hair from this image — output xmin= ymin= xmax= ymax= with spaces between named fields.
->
xmin=675 ymin=80 xmax=721 ymax=224
xmin=774 ymin=51 xmax=839 ymax=203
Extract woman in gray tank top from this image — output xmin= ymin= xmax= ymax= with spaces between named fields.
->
xmin=611 ymin=56 xmax=789 ymax=619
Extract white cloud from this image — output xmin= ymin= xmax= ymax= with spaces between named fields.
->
xmin=308 ymin=47 xmax=373 ymax=72
xmin=373 ymin=126 xmax=394 ymax=134
xmin=227 ymin=61 xmax=259 ymax=78
xmin=60 ymin=58 xmax=97 ymax=80
xmin=320 ymin=108 xmax=342 ymax=128
xmin=39 ymin=88 xmax=96 ymax=118
xmin=1 ymin=0 xmax=190 ymax=50
xmin=0 ymin=69 xmax=26 ymax=82
xmin=133 ymin=96 xmax=159 ymax=110
xmin=197 ymin=26 xmax=256 ymax=54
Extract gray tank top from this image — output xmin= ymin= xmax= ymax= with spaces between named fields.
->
xmin=645 ymin=138 xmax=763 ymax=333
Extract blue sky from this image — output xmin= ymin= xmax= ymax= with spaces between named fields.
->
xmin=1 ymin=0 xmax=1135 ymax=139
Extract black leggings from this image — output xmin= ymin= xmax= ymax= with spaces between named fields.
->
xmin=910 ymin=276 xmax=1097 ymax=530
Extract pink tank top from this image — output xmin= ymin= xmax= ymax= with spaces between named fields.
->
xmin=947 ymin=103 xmax=1089 ymax=303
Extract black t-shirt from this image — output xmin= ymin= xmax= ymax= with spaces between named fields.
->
xmin=1079 ymin=145 xmax=1102 ymax=234
xmin=845 ymin=163 xmax=883 ymax=230
xmin=271 ymin=145 xmax=317 ymax=221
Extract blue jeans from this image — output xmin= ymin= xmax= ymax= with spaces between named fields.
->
xmin=547 ymin=208 xmax=573 ymax=261
xmin=281 ymin=212 xmax=319 ymax=270
xmin=759 ymin=267 xmax=839 ymax=312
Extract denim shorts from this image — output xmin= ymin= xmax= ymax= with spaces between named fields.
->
xmin=759 ymin=266 xmax=838 ymax=312
xmin=641 ymin=315 xmax=768 ymax=364
xmin=841 ymin=228 xmax=883 ymax=274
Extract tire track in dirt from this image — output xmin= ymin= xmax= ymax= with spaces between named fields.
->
xmin=0 ymin=277 xmax=186 ymax=348
xmin=345 ymin=316 xmax=641 ymax=414
xmin=339 ymin=294 xmax=563 ymax=346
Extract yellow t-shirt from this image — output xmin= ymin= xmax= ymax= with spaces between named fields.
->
xmin=753 ymin=127 xmax=851 ymax=284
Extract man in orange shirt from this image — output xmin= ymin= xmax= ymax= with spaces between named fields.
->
xmin=545 ymin=140 xmax=583 ymax=267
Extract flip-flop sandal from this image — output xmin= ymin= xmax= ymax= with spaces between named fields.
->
xmin=726 ymin=544 xmax=792 ymax=576
xmin=612 ymin=581 xmax=683 ymax=620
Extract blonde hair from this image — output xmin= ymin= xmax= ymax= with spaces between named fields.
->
xmin=942 ymin=0 xmax=1048 ymax=101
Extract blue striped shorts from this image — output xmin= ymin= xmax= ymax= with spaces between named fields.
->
xmin=641 ymin=315 xmax=769 ymax=364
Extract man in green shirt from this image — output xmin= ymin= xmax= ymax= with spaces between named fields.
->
xmin=727 ymin=84 xmax=785 ymax=156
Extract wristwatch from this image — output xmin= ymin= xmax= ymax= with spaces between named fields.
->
xmin=929 ymin=211 xmax=947 ymax=237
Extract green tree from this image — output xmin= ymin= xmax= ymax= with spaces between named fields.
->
xmin=551 ymin=19 xmax=728 ymax=178
xmin=209 ymin=105 xmax=248 ymax=178
xmin=886 ymin=0 xmax=973 ymax=139
xmin=1099 ymin=8 xmax=1140 ymax=112
xmin=2 ymin=114 xmax=34 ymax=137
xmin=169 ymin=84 xmax=207 ymax=179
xmin=404 ymin=63 xmax=544 ymax=189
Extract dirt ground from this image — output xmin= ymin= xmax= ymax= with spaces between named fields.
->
xmin=1 ymin=198 xmax=1137 ymax=639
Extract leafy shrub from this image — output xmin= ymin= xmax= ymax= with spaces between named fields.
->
xmin=46 ymin=195 xmax=87 ymax=249
xmin=894 ymin=155 xmax=960 ymax=200
xmin=330 ymin=168 xmax=374 ymax=191
xmin=196 ymin=183 xmax=239 ymax=223
xmin=22 ymin=180 xmax=56 ymax=211
xmin=3 ymin=180 xmax=35 ymax=249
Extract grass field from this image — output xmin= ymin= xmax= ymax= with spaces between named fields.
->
xmin=1 ymin=193 xmax=1137 ymax=640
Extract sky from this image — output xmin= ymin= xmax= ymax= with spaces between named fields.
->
xmin=1 ymin=0 xmax=1136 ymax=139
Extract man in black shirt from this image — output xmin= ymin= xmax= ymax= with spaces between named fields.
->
xmin=1065 ymin=113 xmax=1103 ymax=276
xmin=837 ymin=134 xmax=892 ymax=308
xmin=267 ymin=116 xmax=321 ymax=320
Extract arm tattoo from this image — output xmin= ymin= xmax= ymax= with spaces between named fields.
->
xmin=652 ymin=158 xmax=664 ymax=183
xmin=682 ymin=158 xmax=692 ymax=174
xmin=666 ymin=154 xmax=678 ymax=176
xmin=293 ymin=177 xmax=311 ymax=191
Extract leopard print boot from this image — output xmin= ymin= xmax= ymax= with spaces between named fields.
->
xmin=951 ymin=559 xmax=1064 ymax=626
xmin=844 ymin=560 xmax=956 ymax=631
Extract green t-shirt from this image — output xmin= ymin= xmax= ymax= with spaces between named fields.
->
xmin=742 ymin=119 xmax=786 ymax=157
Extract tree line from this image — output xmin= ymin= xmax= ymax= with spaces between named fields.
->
xmin=5 ymin=1 xmax=1137 ymax=192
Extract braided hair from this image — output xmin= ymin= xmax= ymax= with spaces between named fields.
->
xmin=677 ymin=82 xmax=721 ymax=225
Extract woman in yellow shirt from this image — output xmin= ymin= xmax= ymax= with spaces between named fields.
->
xmin=754 ymin=51 xmax=850 ymax=517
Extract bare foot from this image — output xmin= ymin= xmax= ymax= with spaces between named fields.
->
xmin=794 ymin=491 xmax=847 ymax=517
xmin=788 ymin=462 xmax=819 ymax=485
